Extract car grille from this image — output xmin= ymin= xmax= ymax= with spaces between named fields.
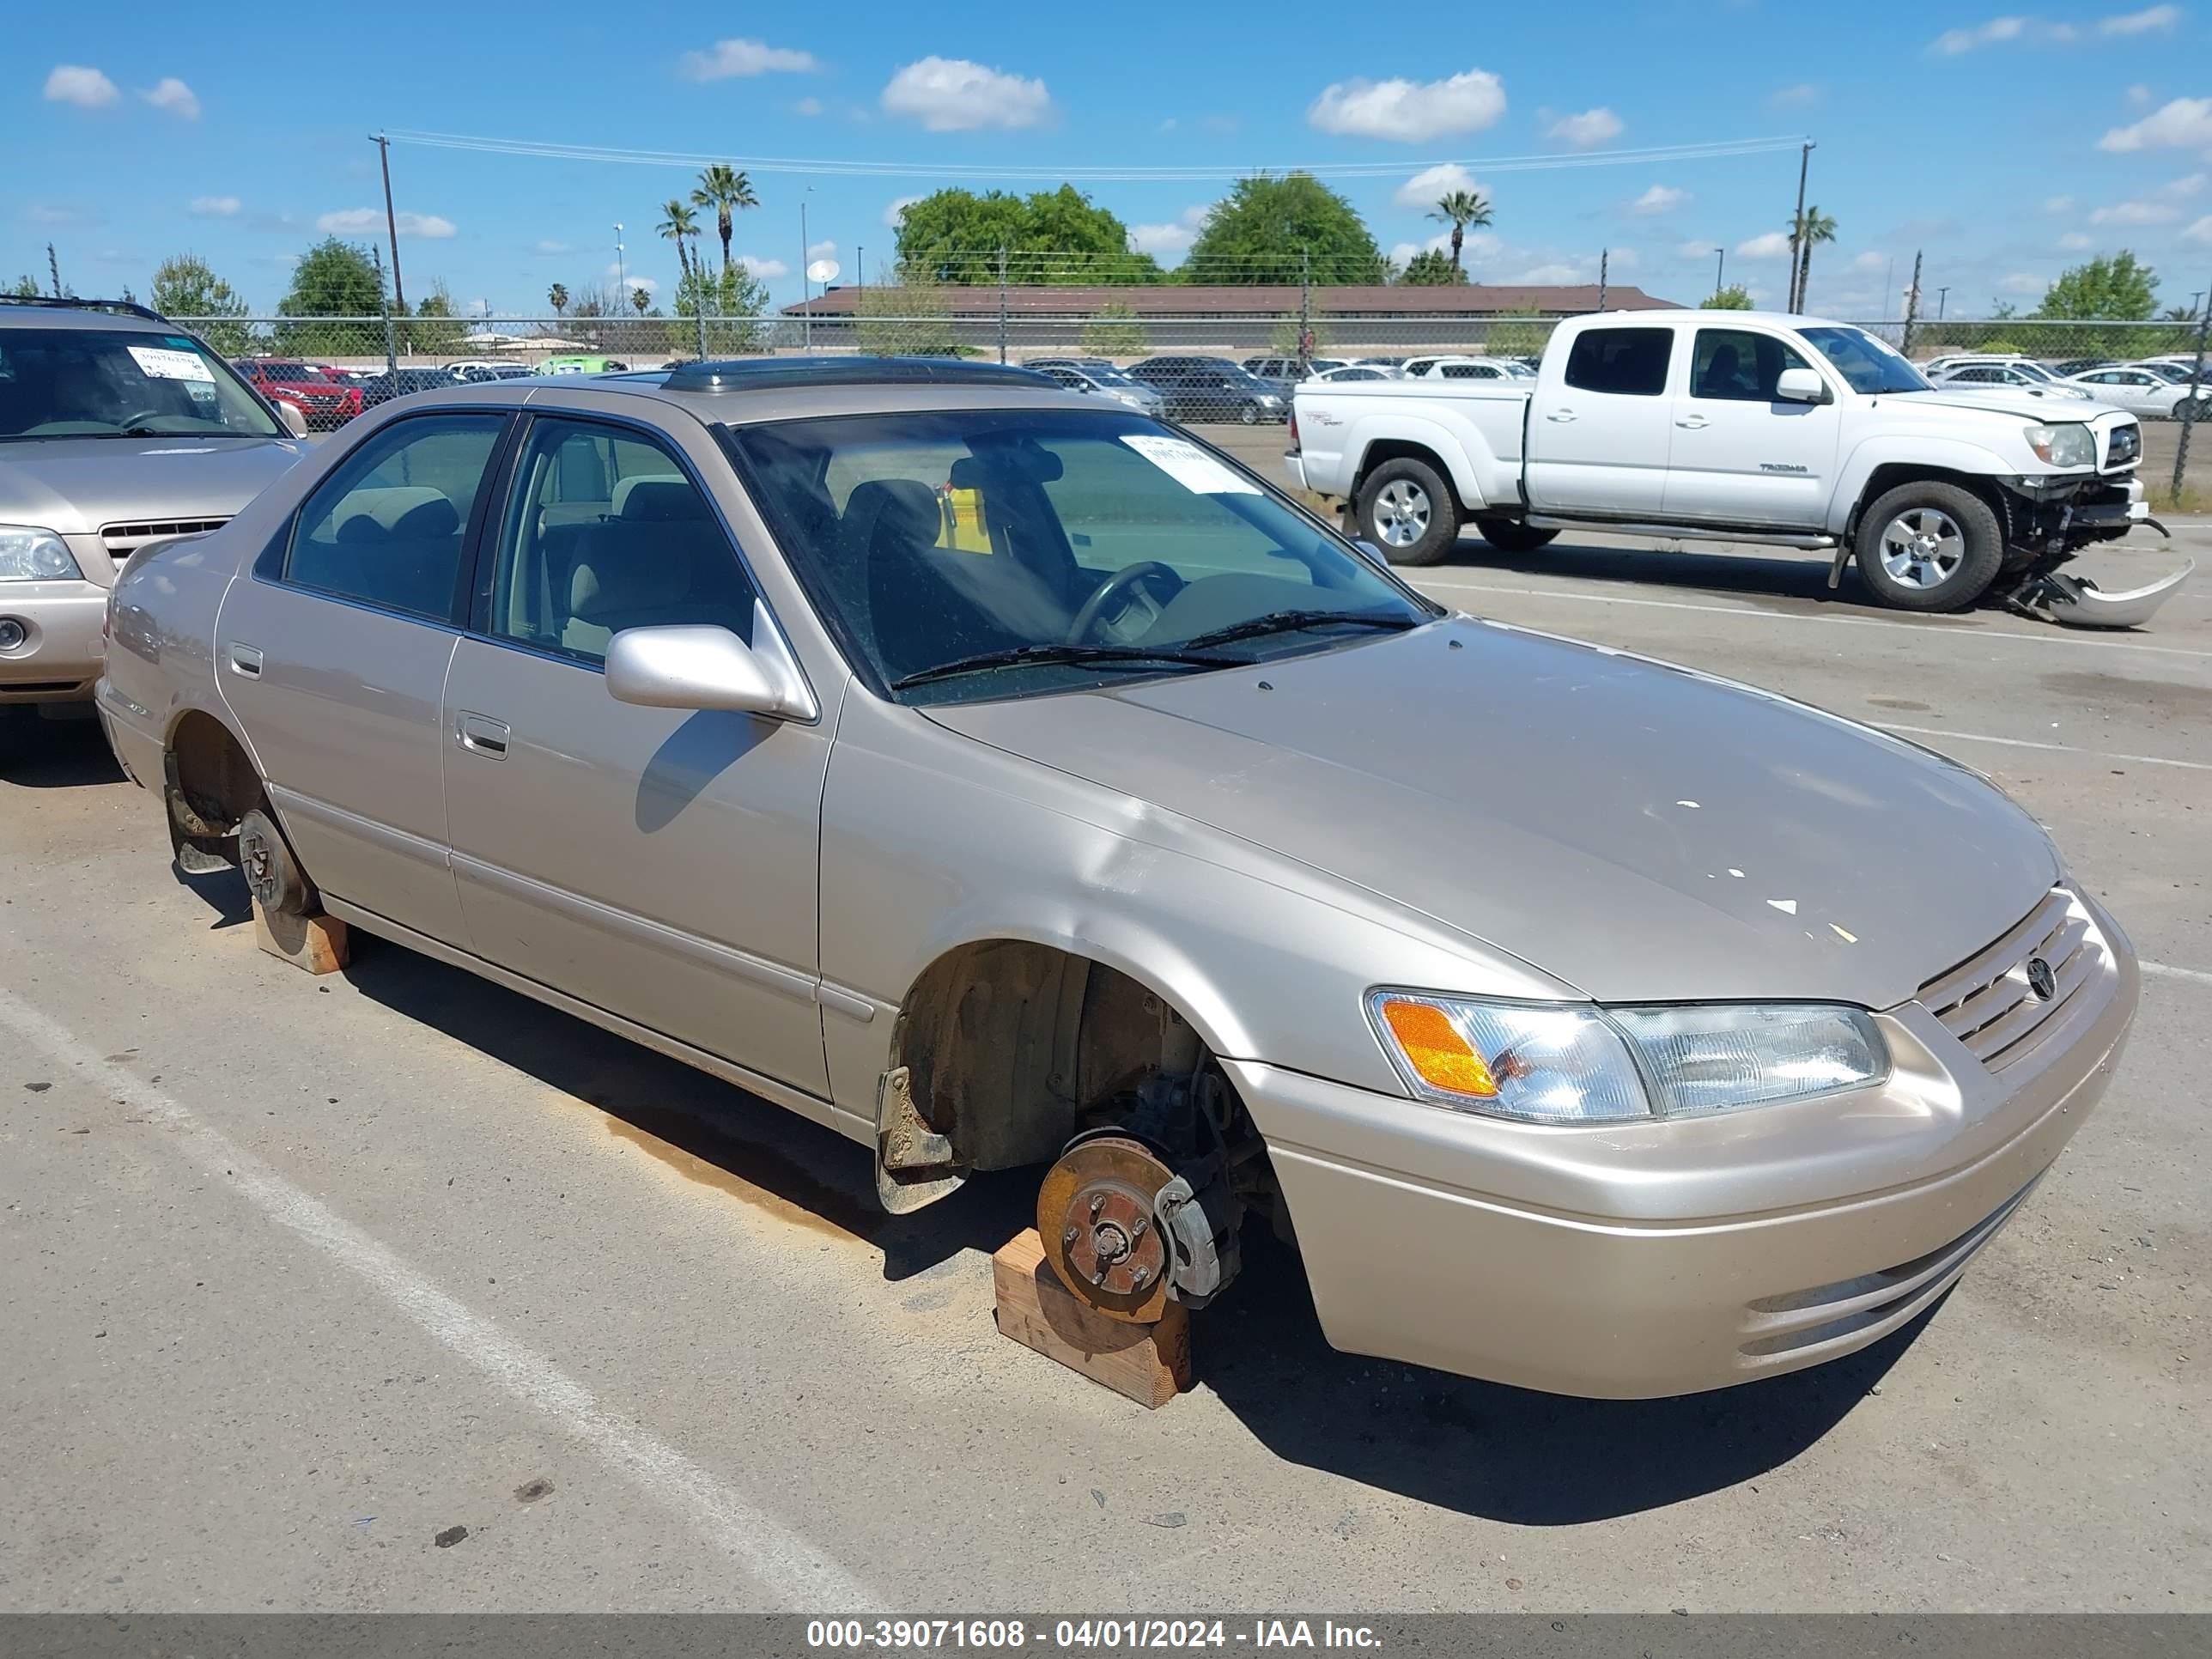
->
xmin=100 ymin=518 xmax=229 ymax=562
xmin=1739 ymin=1180 xmax=2036 ymax=1358
xmin=1917 ymin=887 xmax=2104 ymax=1072
xmin=2106 ymin=422 xmax=2141 ymax=467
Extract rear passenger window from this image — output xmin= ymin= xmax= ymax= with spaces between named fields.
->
xmin=286 ymin=414 xmax=505 ymax=621
xmin=485 ymin=417 xmax=756 ymax=665
xmin=1563 ymin=328 xmax=1674 ymax=398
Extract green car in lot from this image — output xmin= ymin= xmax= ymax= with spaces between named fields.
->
xmin=537 ymin=356 xmax=629 ymax=376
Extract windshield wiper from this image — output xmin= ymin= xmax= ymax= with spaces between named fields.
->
xmin=890 ymin=641 xmax=1238 ymax=691
xmin=1181 ymin=608 xmax=1421 ymax=651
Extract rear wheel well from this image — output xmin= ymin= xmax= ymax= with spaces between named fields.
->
xmin=1352 ymin=440 xmax=1464 ymax=512
xmin=165 ymin=710 xmax=261 ymax=842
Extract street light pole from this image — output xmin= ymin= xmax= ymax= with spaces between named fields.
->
xmin=613 ymin=223 xmax=625 ymax=301
xmin=1713 ymin=246 xmax=1725 ymax=300
xmin=1937 ymin=286 xmax=1949 ymax=320
xmin=370 ymin=133 xmax=405 ymax=312
xmin=800 ymin=191 xmax=813 ymax=354
xmin=1787 ymin=139 xmax=1814 ymax=313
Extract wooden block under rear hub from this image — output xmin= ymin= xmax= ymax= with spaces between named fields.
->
xmin=252 ymin=900 xmax=350 ymax=975
xmin=992 ymin=1228 xmax=1191 ymax=1408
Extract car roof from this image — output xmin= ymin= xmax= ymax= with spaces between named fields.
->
xmin=0 ymin=298 xmax=180 ymax=333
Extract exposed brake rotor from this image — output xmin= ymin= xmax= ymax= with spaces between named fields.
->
xmin=1036 ymin=1133 xmax=1175 ymax=1323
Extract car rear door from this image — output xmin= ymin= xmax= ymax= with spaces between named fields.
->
xmin=215 ymin=410 xmax=510 ymax=945
xmin=1661 ymin=325 xmax=1842 ymax=526
xmin=439 ymin=409 xmax=834 ymax=1097
xmin=1523 ymin=324 xmax=1679 ymax=515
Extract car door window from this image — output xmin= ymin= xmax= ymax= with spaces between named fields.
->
xmin=1689 ymin=329 xmax=1814 ymax=401
xmin=485 ymin=417 xmax=758 ymax=665
xmin=285 ymin=413 xmax=506 ymax=621
xmin=1563 ymin=328 xmax=1674 ymax=397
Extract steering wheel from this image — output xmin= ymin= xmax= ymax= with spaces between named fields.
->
xmin=115 ymin=409 xmax=168 ymax=431
xmin=1066 ymin=561 xmax=1181 ymax=644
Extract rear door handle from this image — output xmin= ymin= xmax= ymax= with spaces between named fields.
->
xmin=1675 ymin=415 xmax=1711 ymax=429
xmin=225 ymin=642 xmax=263 ymax=678
xmin=1545 ymin=409 xmax=1577 ymax=422
xmin=456 ymin=712 xmax=510 ymax=759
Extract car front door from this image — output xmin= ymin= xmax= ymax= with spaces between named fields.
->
xmin=439 ymin=410 xmax=834 ymax=1096
xmin=1524 ymin=324 xmax=1680 ymax=515
xmin=216 ymin=410 xmax=509 ymax=945
xmin=1661 ymin=326 xmax=1843 ymax=526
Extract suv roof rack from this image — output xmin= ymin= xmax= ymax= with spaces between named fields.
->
xmin=0 ymin=295 xmax=172 ymax=325
xmin=660 ymin=356 xmax=1058 ymax=393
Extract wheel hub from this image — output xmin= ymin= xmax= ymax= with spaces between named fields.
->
xmin=1036 ymin=1134 xmax=1174 ymax=1322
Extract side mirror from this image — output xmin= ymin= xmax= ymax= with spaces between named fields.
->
xmin=604 ymin=602 xmax=817 ymax=720
xmin=1775 ymin=367 xmax=1827 ymax=404
xmin=276 ymin=401 xmax=310 ymax=437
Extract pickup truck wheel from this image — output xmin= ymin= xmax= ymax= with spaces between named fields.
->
xmin=1474 ymin=516 xmax=1559 ymax=554
xmin=1853 ymin=483 xmax=2003 ymax=612
xmin=1356 ymin=457 xmax=1461 ymax=566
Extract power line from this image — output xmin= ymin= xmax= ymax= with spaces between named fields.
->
xmin=385 ymin=128 xmax=1810 ymax=183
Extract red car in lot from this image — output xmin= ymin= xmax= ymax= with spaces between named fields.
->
xmin=234 ymin=359 xmax=363 ymax=428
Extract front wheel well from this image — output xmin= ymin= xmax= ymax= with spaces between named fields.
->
xmin=1848 ymin=465 xmax=2012 ymax=546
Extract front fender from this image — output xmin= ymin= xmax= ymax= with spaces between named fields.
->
xmin=1830 ymin=434 xmax=2023 ymax=532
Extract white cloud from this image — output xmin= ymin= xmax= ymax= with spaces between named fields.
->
xmin=2059 ymin=230 xmax=2095 ymax=248
xmin=140 ymin=77 xmax=199 ymax=119
xmin=794 ymin=96 xmax=824 ymax=117
xmin=2099 ymin=95 xmax=2212 ymax=151
xmin=2044 ymin=194 xmax=2075 ymax=212
xmin=884 ymin=195 xmax=924 ymax=228
xmin=2100 ymin=4 xmax=2180 ymax=34
xmin=1676 ymin=237 xmax=1722 ymax=260
xmin=25 ymin=204 xmax=92 ymax=227
xmin=678 ymin=39 xmax=819 ymax=80
xmin=1630 ymin=184 xmax=1686 ymax=216
xmin=44 ymin=64 xmax=118 ymax=108
xmin=1393 ymin=161 xmax=1484 ymax=208
xmin=1515 ymin=261 xmax=1586 ymax=283
xmin=2089 ymin=198 xmax=2180 ymax=223
xmin=1307 ymin=69 xmax=1505 ymax=143
xmin=2185 ymin=214 xmax=2212 ymax=243
xmin=1737 ymin=230 xmax=1796 ymax=258
xmin=1129 ymin=206 xmax=1212 ymax=258
xmin=738 ymin=254 xmax=788 ymax=278
xmin=607 ymin=267 xmax=659 ymax=297
xmin=318 ymin=207 xmax=457 ymax=238
xmin=880 ymin=57 xmax=1052 ymax=131
xmin=534 ymin=239 xmax=571 ymax=255
xmin=806 ymin=240 xmax=838 ymax=263
xmin=2126 ymin=82 xmax=2154 ymax=106
xmin=1388 ymin=234 xmax=1455 ymax=266
xmin=189 ymin=195 xmax=241 ymax=217
xmin=2163 ymin=172 xmax=2208 ymax=197
xmin=1998 ymin=271 xmax=2048 ymax=294
xmin=1930 ymin=15 xmax=2029 ymax=53
xmin=1768 ymin=82 xmax=1821 ymax=108
xmin=1849 ymin=250 xmax=1890 ymax=273
xmin=1546 ymin=106 xmax=1624 ymax=149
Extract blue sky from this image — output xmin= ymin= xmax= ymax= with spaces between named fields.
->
xmin=6 ymin=0 xmax=2210 ymax=319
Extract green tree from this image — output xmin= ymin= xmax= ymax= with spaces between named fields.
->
xmin=894 ymin=185 xmax=1164 ymax=284
xmin=673 ymin=262 xmax=771 ymax=355
xmin=149 ymin=253 xmax=254 ymax=354
xmin=276 ymin=237 xmax=385 ymax=354
xmin=1704 ymin=283 xmax=1754 ymax=310
xmin=1787 ymin=206 xmax=1837 ymax=310
xmin=1078 ymin=301 xmax=1150 ymax=356
xmin=404 ymin=281 xmax=468 ymax=354
xmin=9 ymin=274 xmax=39 ymax=299
xmin=690 ymin=164 xmax=758 ymax=279
xmin=1180 ymin=173 xmax=1387 ymax=285
xmin=1397 ymin=248 xmax=1467 ymax=287
xmin=547 ymin=282 xmax=568 ymax=317
xmin=631 ymin=287 xmax=653 ymax=316
xmin=2035 ymin=252 xmax=2159 ymax=320
xmin=1484 ymin=307 xmax=1554 ymax=356
xmin=658 ymin=199 xmax=701 ymax=284
xmin=1427 ymin=189 xmax=1492 ymax=275
xmin=856 ymin=278 xmax=963 ymax=356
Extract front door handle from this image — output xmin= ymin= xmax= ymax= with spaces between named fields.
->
xmin=1545 ymin=408 xmax=1577 ymax=422
xmin=1676 ymin=414 xmax=1711 ymax=429
xmin=456 ymin=712 xmax=510 ymax=759
xmin=225 ymin=642 xmax=263 ymax=678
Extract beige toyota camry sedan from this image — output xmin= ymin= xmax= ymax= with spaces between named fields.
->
xmin=97 ymin=359 xmax=2138 ymax=1398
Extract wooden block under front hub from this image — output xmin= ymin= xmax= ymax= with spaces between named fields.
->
xmin=252 ymin=900 xmax=350 ymax=975
xmin=992 ymin=1227 xmax=1191 ymax=1408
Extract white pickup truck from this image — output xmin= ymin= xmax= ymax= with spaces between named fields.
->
xmin=1288 ymin=309 xmax=2179 ymax=619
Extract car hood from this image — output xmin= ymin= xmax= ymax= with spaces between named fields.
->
xmin=1890 ymin=386 xmax=2111 ymax=420
xmin=0 ymin=435 xmax=305 ymax=536
xmin=925 ymin=617 xmax=2058 ymax=1009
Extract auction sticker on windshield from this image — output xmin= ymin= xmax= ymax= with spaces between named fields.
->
xmin=1121 ymin=434 xmax=1258 ymax=495
xmin=127 ymin=345 xmax=215 ymax=382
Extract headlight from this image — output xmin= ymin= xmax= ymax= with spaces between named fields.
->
xmin=0 ymin=525 xmax=82 ymax=582
xmin=1368 ymin=991 xmax=1887 ymax=1124
xmin=2024 ymin=422 xmax=2096 ymax=467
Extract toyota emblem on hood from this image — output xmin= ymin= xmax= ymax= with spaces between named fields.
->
xmin=2026 ymin=956 xmax=2057 ymax=1000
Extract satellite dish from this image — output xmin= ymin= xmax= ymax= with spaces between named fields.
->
xmin=805 ymin=258 xmax=841 ymax=285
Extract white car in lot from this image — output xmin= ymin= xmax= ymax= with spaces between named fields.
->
xmin=1402 ymin=355 xmax=1534 ymax=381
xmin=2064 ymin=364 xmax=2212 ymax=422
xmin=1290 ymin=309 xmax=2181 ymax=623
xmin=1926 ymin=359 xmax=2095 ymax=401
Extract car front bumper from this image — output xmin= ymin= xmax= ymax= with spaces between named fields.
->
xmin=1229 ymin=890 xmax=2138 ymax=1398
xmin=0 ymin=580 xmax=107 ymax=703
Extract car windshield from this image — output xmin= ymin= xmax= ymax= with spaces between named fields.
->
xmin=726 ymin=407 xmax=1431 ymax=706
xmin=2142 ymin=362 xmax=2195 ymax=383
xmin=1798 ymin=326 xmax=1929 ymax=396
xmin=1078 ymin=364 xmax=1139 ymax=388
xmin=0 ymin=328 xmax=283 ymax=440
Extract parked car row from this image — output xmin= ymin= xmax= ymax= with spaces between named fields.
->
xmin=1919 ymin=351 xmax=2209 ymax=419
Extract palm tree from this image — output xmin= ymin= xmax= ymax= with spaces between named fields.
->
xmin=632 ymin=287 xmax=651 ymax=316
xmin=1788 ymin=206 xmax=1837 ymax=312
xmin=690 ymin=164 xmax=758 ymax=280
xmin=658 ymin=199 xmax=700 ymax=283
xmin=1428 ymin=189 xmax=1494 ymax=276
xmin=547 ymin=282 xmax=568 ymax=318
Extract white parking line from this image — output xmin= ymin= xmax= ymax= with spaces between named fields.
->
xmin=0 ymin=988 xmax=876 ymax=1611
xmin=1869 ymin=721 xmax=2212 ymax=772
xmin=1415 ymin=577 xmax=2212 ymax=662
xmin=2144 ymin=961 xmax=2212 ymax=988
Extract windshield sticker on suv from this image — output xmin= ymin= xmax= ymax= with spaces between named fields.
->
xmin=1120 ymin=434 xmax=1258 ymax=495
xmin=127 ymin=345 xmax=215 ymax=383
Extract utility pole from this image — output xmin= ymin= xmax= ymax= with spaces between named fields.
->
xmin=1900 ymin=250 xmax=1923 ymax=356
xmin=1713 ymin=246 xmax=1725 ymax=301
xmin=1787 ymin=140 xmax=1814 ymax=313
xmin=1298 ymin=248 xmax=1312 ymax=370
xmin=372 ymin=246 xmax=397 ymax=373
xmin=46 ymin=242 xmax=61 ymax=298
xmin=996 ymin=246 xmax=1009 ymax=364
xmin=2174 ymin=273 xmax=2210 ymax=503
xmin=1937 ymin=286 xmax=1950 ymax=321
xmin=369 ymin=134 xmax=405 ymax=312
xmin=799 ymin=196 xmax=811 ymax=354
xmin=1596 ymin=247 xmax=1608 ymax=312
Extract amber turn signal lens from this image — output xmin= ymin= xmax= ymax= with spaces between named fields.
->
xmin=1377 ymin=997 xmax=1499 ymax=1097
